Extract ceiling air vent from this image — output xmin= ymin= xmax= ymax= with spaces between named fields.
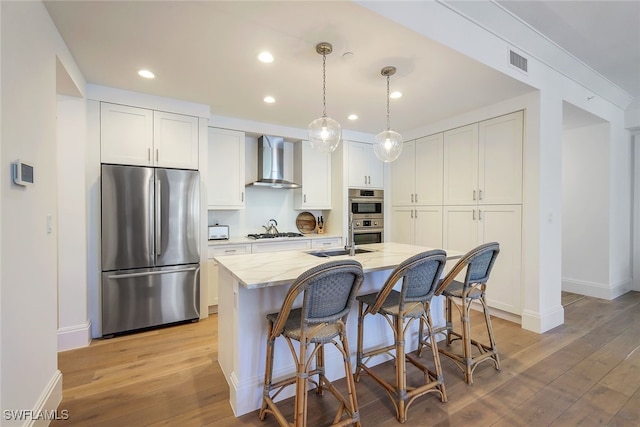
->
xmin=509 ymin=49 xmax=528 ymax=73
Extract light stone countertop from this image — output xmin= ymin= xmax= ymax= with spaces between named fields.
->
xmin=215 ymin=242 xmax=464 ymax=289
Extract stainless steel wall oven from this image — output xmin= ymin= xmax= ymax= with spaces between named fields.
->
xmin=349 ymin=188 xmax=383 ymax=245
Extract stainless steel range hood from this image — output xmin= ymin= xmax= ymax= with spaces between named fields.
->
xmin=246 ymin=135 xmax=301 ymax=189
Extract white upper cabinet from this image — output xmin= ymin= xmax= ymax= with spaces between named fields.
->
xmin=443 ymin=111 xmax=523 ymax=205
xmin=153 ymin=111 xmax=199 ymax=170
xmin=391 ymin=205 xmax=443 ymax=248
xmin=478 ymin=111 xmax=523 ymax=205
xmin=294 ymin=140 xmax=331 ymax=210
xmin=100 ymin=103 xmax=153 ymax=166
xmin=391 ymin=133 xmax=443 ymax=206
xmin=347 ymin=141 xmax=383 ymax=189
xmin=100 ymin=102 xmax=199 ymax=170
xmin=207 ymin=128 xmax=245 ymax=209
xmin=443 ymin=123 xmax=479 ymax=205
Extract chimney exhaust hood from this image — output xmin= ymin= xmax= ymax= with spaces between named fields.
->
xmin=246 ymin=135 xmax=301 ymax=189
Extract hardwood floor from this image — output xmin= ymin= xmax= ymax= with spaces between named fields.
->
xmin=53 ymin=292 xmax=640 ymax=426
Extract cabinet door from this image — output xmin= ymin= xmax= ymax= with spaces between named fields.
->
xmin=207 ymin=128 xmax=245 ymax=209
xmin=153 ymin=111 xmax=199 ymax=169
xmin=442 ymin=205 xmax=478 ymax=254
xmin=100 ymin=103 xmax=153 ymax=166
xmin=295 ymin=140 xmax=331 ymax=209
xmin=390 ymin=140 xmax=415 ymax=206
xmin=367 ymin=148 xmax=384 ymax=189
xmin=414 ymin=133 xmax=444 ymax=206
xmin=348 ymin=141 xmax=369 ymax=188
xmin=443 ymin=124 xmax=478 ymax=205
xmin=478 ymin=205 xmax=522 ymax=314
xmin=414 ymin=206 xmax=443 ymax=248
xmin=478 ymin=111 xmax=523 ymax=205
xmin=390 ymin=207 xmax=416 ymax=245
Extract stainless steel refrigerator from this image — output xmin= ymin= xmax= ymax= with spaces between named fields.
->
xmin=101 ymin=164 xmax=200 ymax=336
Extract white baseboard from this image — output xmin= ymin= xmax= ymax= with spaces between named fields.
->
xmin=58 ymin=321 xmax=91 ymax=351
xmin=521 ymin=304 xmax=564 ymax=333
xmin=25 ymin=370 xmax=64 ymax=427
xmin=562 ymin=277 xmax=631 ymax=300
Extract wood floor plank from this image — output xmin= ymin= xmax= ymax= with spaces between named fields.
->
xmin=52 ymin=292 xmax=640 ymax=426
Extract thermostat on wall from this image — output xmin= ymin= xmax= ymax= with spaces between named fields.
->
xmin=12 ymin=160 xmax=34 ymax=186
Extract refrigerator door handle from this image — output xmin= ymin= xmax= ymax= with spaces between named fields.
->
xmin=156 ymin=178 xmax=162 ymax=257
xmin=149 ymin=176 xmax=155 ymax=258
xmin=107 ymin=266 xmax=198 ymax=279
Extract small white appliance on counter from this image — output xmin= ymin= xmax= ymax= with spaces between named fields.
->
xmin=209 ymin=225 xmax=229 ymax=240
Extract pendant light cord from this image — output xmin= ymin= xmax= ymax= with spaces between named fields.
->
xmin=322 ymin=51 xmax=327 ymax=118
xmin=386 ymin=74 xmax=391 ymax=131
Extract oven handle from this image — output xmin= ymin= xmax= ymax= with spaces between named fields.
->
xmin=353 ymin=227 xmax=384 ymax=233
xmin=350 ymin=198 xmax=384 ymax=203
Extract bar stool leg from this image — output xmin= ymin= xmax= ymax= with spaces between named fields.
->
xmin=259 ymin=321 xmax=275 ymax=421
xmin=316 ymin=343 xmax=325 ymax=395
xmin=340 ymin=331 xmax=361 ymax=427
xmin=481 ymin=295 xmax=501 ymax=370
xmin=461 ymin=296 xmax=473 ymax=384
xmin=394 ymin=314 xmax=407 ymax=423
xmin=294 ymin=340 xmax=309 ymax=427
xmin=425 ymin=310 xmax=447 ymax=402
xmin=355 ymin=300 xmax=365 ymax=382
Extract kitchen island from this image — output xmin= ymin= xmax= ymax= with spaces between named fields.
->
xmin=215 ymin=242 xmax=463 ymax=416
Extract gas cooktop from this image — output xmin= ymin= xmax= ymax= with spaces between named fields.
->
xmin=247 ymin=232 xmax=304 ymax=239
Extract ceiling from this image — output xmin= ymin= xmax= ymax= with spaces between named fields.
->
xmin=44 ymin=1 xmax=639 ymax=135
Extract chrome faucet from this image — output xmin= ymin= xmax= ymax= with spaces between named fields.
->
xmin=345 ymin=212 xmax=356 ymax=256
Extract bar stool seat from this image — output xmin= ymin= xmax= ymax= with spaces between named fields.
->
xmin=259 ymin=259 xmax=365 ymax=427
xmin=355 ymin=250 xmax=448 ymax=423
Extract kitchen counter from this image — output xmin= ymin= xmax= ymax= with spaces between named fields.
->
xmin=215 ymin=241 xmax=462 ymax=289
xmin=216 ymin=242 xmax=463 ymax=416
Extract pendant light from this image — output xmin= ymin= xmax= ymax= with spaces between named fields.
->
xmin=308 ymin=42 xmax=342 ymax=153
xmin=374 ymin=66 xmax=403 ymax=162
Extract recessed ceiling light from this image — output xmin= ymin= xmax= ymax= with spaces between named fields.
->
xmin=348 ymin=114 xmax=358 ymax=120
xmin=258 ymin=51 xmax=274 ymax=63
xmin=390 ymin=91 xmax=402 ymax=99
xmin=263 ymin=96 xmax=275 ymax=104
xmin=138 ymin=69 xmax=155 ymax=79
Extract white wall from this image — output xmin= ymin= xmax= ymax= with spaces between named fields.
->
xmin=562 ymin=123 xmax=611 ymax=294
xmin=0 ymin=1 xmax=84 ymax=422
xmin=57 ymin=95 xmax=90 ymax=351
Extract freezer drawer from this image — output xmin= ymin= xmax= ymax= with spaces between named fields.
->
xmin=102 ymin=264 xmax=200 ymax=336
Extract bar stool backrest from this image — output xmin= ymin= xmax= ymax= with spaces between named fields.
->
xmin=368 ymin=249 xmax=447 ymax=314
xmin=271 ymin=259 xmax=365 ymax=336
xmin=436 ymin=242 xmax=500 ymax=295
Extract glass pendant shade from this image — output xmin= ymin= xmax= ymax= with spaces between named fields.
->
xmin=309 ymin=42 xmax=341 ymax=153
xmin=374 ymin=65 xmax=403 ymax=162
xmin=374 ymin=129 xmax=403 ymax=162
xmin=309 ymin=116 xmax=342 ymax=153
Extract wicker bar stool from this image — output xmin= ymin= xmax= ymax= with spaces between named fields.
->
xmin=354 ymin=250 xmax=448 ymax=423
xmin=430 ymin=242 xmax=501 ymax=384
xmin=259 ymin=259 xmax=364 ymax=427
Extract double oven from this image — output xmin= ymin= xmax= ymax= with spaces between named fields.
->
xmin=349 ymin=188 xmax=384 ymax=245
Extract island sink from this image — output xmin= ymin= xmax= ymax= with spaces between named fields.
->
xmin=307 ymin=248 xmax=374 ymax=257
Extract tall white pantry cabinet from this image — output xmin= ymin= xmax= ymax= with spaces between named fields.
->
xmin=391 ymin=111 xmax=524 ymax=315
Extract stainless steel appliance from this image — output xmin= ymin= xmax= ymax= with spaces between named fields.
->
xmin=245 ymin=135 xmax=301 ymax=189
xmin=348 ymin=188 xmax=384 ymax=245
xmin=101 ymin=164 xmax=200 ymax=336
xmin=247 ymin=232 xmax=304 ymax=239
xmin=209 ymin=225 xmax=229 ymax=240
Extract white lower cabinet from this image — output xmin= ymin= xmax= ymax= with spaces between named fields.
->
xmin=391 ymin=206 xmax=442 ymax=248
xmin=443 ymin=204 xmax=522 ymax=314
xmin=207 ymin=244 xmax=250 ymax=307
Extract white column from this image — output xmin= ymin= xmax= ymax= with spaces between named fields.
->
xmin=521 ymin=90 xmax=564 ymax=333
